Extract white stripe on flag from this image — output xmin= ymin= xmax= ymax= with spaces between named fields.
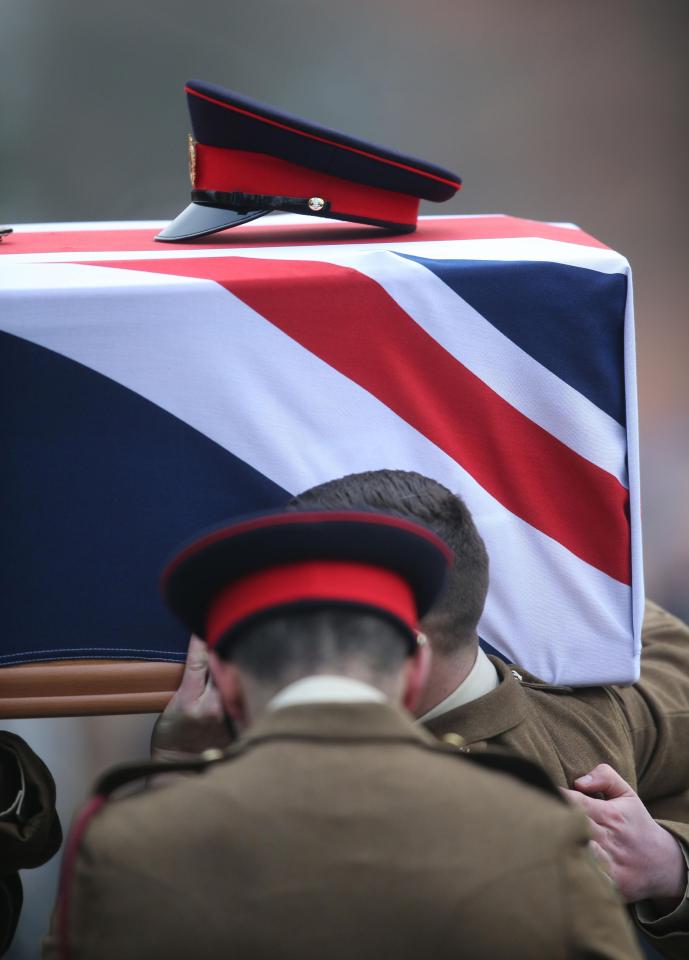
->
xmin=1 ymin=235 xmax=630 ymax=269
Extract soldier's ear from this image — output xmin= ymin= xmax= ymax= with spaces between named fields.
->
xmin=208 ymin=652 xmax=249 ymax=728
xmin=401 ymin=636 xmax=432 ymax=714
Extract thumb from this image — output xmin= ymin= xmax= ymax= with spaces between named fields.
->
xmin=574 ymin=763 xmax=634 ymax=800
xmin=176 ymin=635 xmax=210 ymax=700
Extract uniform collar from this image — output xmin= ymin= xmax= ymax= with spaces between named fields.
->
xmin=243 ymin=699 xmax=436 ymax=749
xmin=418 ymin=648 xmax=499 ymax=723
xmin=267 ymin=675 xmax=386 ymax=712
xmin=422 ymin=657 xmax=531 ymax=743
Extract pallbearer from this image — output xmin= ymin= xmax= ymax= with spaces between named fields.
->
xmin=47 ymin=508 xmax=639 ymax=960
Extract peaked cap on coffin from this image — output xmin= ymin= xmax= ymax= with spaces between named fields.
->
xmin=156 ymin=80 xmax=462 ymax=241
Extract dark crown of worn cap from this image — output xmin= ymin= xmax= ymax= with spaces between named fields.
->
xmin=155 ymin=80 xmax=462 ymax=242
xmin=161 ymin=508 xmax=452 ymax=654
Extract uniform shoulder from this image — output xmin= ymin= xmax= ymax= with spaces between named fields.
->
xmin=479 ymin=659 xmax=620 ymax=738
xmin=422 ymin=742 xmax=591 ymax=858
xmin=488 ymin=656 xmax=606 ymax=703
xmin=93 ymin=748 xmax=232 ymax=798
xmin=422 ymin=736 xmax=572 ymax=811
xmin=76 ymin=747 xmax=247 ymax=855
xmin=461 ymin=747 xmax=564 ymax=800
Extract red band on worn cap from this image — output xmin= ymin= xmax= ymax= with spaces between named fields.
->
xmin=195 ymin=145 xmax=420 ymax=227
xmin=205 ymin=560 xmax=417 ymax=649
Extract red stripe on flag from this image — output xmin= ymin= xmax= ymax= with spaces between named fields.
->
xmin=80 ymin=255 xmax=631 ymax=584
xmin=6 ymin=215 xmax=608 ymax=256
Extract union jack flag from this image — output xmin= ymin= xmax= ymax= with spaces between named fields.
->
xmin=0 ymin=214 xmax=642 ymax=683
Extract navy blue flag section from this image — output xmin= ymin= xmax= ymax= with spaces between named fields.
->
xmin=0 ymin=214 xmax=643 ymax=716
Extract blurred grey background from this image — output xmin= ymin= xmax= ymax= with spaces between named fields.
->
xmin=1 ymin=0 xmax=688 ymax=954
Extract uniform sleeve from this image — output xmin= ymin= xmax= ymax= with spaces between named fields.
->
xmin=634 ymin=916 xmax=689 ymax=959
xmin=610 ymin=601 xmax=689 ymax=802
xmin=631 ymin=820 xmax=689 ymax=959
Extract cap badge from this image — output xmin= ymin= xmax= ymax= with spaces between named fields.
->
xmin=188 ymin=135 xmax=197 ymax=188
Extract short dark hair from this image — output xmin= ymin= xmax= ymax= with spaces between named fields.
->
xmin=221 ymin=608 xmax=409 ymax=687
xmin=290 ymin=471 xmax=489 ymax=654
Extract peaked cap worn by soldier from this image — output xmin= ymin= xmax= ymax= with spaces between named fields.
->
xmin=47 ymin=510 xmax=640 ymax=960
xmin=156 ymin=79 xmax=461 ymax=241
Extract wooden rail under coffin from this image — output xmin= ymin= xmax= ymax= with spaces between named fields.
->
xmin=0 ymin=661 xmax=184 ymax=718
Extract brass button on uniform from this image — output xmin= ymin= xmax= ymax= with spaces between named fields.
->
xmin=442 ymin=733 xmax=466 ymax=749
xmin=200 ymin=748 xmax=225 ymax=763
xmin=307 ymin=197 xmax=326 ymax=211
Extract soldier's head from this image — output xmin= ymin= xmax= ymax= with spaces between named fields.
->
xmin=289 ymin=470 xmax=489 ymax=659
xmin=162 ymin=508 xmax=451 ymax=729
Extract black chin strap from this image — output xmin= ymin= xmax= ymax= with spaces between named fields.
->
xmin=192 ymin=190 xmax=331 ymax=217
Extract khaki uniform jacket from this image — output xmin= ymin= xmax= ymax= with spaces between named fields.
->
xmin=48 ymin=702 xmax=641 ymax=960
xmin=425 ymin=601 xmax=689 ymax=957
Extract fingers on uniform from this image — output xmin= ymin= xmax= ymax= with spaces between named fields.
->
xmin=589 ymin=839 xmax=613 ymax=866
xmin=574 ymin=763 xmax=634 ymax=799
xmin=589 ymin=841 xmax=615 ymax=881
xmin=561 ymin=788 xmax=603 ymax=816
xmin=561 ymin=791 xmax=615 ymax=845
xmin=585 ymin=818 xmax=610 ymax=846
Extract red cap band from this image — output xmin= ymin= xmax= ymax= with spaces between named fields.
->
xmin=205 ymin=560 xmax=417 ymax=649
xmin=195 ymin=145 xmax=420 ymax=227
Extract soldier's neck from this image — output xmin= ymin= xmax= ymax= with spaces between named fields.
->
xmin=412 ymin=640 xmax=479 ymax=719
